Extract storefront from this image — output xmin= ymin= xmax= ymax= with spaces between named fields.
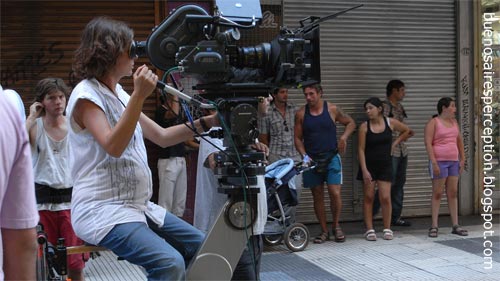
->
xmin=282 ymin=0 xmax=477 ymax=222
xmin=1 ymin=0 xmax=493 ymax=224
xmin=475 ymin=0 xmax=500 ymax=216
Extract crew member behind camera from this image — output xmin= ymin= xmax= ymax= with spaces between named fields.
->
xmin=26 ymin=78 xmax=86 ymax=280
xmin=258 ymin=87 xmax=300 ymax=164
xmin=155 ymin=92 xmax=188 ymax=218
xmin=67 ymin=16 xmax=218 ymax=280
xmin=294 ymin=83 xmax=355 ymax=244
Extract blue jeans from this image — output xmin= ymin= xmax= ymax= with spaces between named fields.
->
xmin=99 ymin=212 xmax=204 ymax=281
xmin=373 ymin=155 xmax=408 ymax=222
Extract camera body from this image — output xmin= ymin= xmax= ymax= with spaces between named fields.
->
xmin=142 ymin=1 xmax=321 ymax=96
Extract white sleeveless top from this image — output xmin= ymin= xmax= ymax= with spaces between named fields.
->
xmin=66 ymin=78 xmax=166 ymax=245
xmin=32 ymin=118 xmax=72 ymax=211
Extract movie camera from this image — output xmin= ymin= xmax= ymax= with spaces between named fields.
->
xmin=132 ymin=2 xmax=361 ymax=278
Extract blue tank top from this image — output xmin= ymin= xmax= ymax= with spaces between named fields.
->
xmin=303 ymin=101 xmax=337 ymax=156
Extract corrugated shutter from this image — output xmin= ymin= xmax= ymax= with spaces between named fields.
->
xmin=0 ymin=1 xmax=161 ymax=201
xmin=1 ymin=0 xmax=156 ymax=117
xmin=283 ymin=0 xmax=457 ymax=223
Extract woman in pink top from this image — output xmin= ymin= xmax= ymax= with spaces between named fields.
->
xmin=424 ymin=97 xmax=467 ymax=238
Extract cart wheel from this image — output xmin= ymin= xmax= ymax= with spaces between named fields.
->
xmin=284 ymin=223 xmax=309 ymax=252
xmin=263 ymin=234 xmax=283 ymax=246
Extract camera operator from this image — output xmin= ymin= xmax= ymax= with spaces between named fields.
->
xmin=154 ymin=93 xmax=188 ymax=218
xmin=294 ymin=83 xmax=355 ymax=244
xmin=67 ymin=16 xmax=218 ymax=280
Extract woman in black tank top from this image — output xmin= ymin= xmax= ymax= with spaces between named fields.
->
xmin=357 ymin=97 xmax=411 ymax=241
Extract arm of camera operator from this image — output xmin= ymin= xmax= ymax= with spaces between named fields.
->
xmin=257 ymin=95 xmax=272 ymax=118
xmin=72 ymin=65 xmax=157 ymax=158
xmin=257 ymin=111 xmax=270 ymax=146
xmin=258 ymin=133 xmax=270 ymax=146
xmin=253 ymin=141 xmax=269 ymax=158
xmin=162 ymin=93 xmax=179 ymax=119
xmin=141 ymin=112 xmax=218 ymax=149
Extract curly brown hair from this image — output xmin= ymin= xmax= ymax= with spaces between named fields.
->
xmin=73 ymin=16 xmax=134 ymax=80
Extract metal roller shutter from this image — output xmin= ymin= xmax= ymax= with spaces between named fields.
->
xmin=283 ymin=0 xmax=457 ymax=223
xmin=0 ymin=0 xmax=156 ymax=117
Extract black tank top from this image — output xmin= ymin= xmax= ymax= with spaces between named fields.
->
xmin=303 ymin=101 xmax=337 ymax=156
xmin=365 ymin=117 xmax=392 ymax=165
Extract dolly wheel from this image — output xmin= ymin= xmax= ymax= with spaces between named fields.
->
xmin=263 ymin=234 xmax=283 ymax=246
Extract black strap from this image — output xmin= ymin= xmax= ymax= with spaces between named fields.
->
xmin=35 ymin=183 xmax=72 ymax=204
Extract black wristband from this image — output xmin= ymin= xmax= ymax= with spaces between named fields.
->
xmin=200 ymin=117 xmax=210 ymax=132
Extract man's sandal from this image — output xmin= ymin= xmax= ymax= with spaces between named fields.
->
xmin=382 ymin=229 xmax=393 ymax=240
xmin=333 ymin=227 xmax=346 ymax=242
xmin=428 ymin=227 xmax=438 ymax=238
xmin=313 ymin=232 xmax=330 ymax=244
xmin=364 ymin=229 xmax=377 ymax=241
xmin=452 ymin=225 xmax=468 ymax=236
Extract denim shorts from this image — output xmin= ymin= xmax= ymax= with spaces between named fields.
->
xmin=429 ymin=160 xmax=459 ymax=179
xmin=303 ymin=154 xmax=342 ymax=187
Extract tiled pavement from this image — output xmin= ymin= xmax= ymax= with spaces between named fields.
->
xmin=83 ymin=215 xmax=500 ymax=280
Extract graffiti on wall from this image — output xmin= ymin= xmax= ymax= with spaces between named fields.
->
xmin=260 ymin=10 xmax=278 ymax=29
xmin=0 ymin=42 xmax=64 ymax=87
xmin=460 ymin=75 xmax=470 ymax=172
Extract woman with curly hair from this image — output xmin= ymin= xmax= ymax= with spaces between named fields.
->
xmin=67 ymin=16 xmax=217 ymax=280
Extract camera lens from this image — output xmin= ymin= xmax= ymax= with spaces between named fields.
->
xmin=235 ymin=43 xmax=271 ymax=70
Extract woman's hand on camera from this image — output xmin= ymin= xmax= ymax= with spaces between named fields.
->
xmin=133 ymin=65 xmax=157 ymax=100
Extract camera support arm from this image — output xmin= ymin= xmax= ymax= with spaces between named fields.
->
xmin=297 ymin=4 xmax=363 ymax=34
xmin=156 ymin=81 xmax=215 ymax=109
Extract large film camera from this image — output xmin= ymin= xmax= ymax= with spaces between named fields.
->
xmin=134 ymin=2 xmax=360 ymax=279
xmin=142 ymin=1 xmax=321 ymax=96
xmin=134 ymin=0 xmax=360 ymax=149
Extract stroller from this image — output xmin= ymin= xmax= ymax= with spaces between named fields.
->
xmin=263 ymin=158 xmax=311 ymax=252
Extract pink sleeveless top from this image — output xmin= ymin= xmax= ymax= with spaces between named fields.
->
xmin=432 ymin=117 xmax=459 ymax=161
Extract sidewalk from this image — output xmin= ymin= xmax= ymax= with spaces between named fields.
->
xmin=83 ymin=215 xmax=500 ymax=280
xmin=261 ymin=215 xmax=500 ymax=280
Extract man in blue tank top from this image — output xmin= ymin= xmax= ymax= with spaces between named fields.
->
xmin=294 ymin=83 xmax=355 ymax=243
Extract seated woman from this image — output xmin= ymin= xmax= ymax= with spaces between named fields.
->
xmin=357 ymin=97 xmax=410 ymax=241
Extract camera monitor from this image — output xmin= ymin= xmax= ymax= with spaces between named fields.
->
xmin=216 ymin=0 xmax=262 ymax=24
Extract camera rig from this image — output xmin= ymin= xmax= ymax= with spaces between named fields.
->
xmin=132 ymin=1 xmax=362 ymax=279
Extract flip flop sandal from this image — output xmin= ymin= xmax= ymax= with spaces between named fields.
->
xmin=452 ymin=225 xmax=468 ymax=236
xmin=364 ymin=229 xmax=377 ymax=241
xmin=383 ymin=229 xmax=393 ymax=240
xmin=428 ymin=227 xmax=438 ymax=238
xmin=313 ymin=232 xmax=330 ymax=244
xmin=333 ymin=227 xmax=346 ymax=242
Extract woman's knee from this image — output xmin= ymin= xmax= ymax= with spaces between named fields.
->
xmin=148 ymin=251 xmax=186 ymax=280
xmin=379 ymin=195 xmax=391 ymax=206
